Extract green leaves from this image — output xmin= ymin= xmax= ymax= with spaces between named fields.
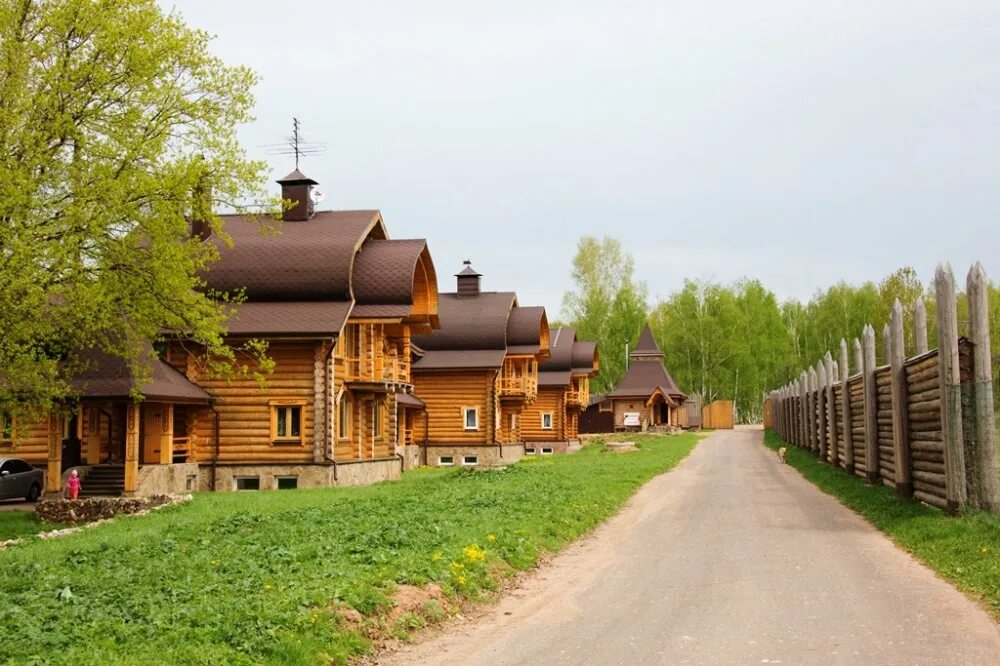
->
xmin=0 ymin=0 xmax=276 ymax=415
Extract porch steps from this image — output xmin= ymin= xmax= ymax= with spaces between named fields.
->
xmin=80 ymin=465 xmax=125 ymax=497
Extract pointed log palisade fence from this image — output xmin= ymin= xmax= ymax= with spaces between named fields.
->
xmin=768 ymin=262 xmax=1000 ymax=514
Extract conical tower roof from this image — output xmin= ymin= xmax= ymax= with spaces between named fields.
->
xmin=630 ymin=323 xmax=663 ymax=358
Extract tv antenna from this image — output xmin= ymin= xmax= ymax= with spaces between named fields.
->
xmin=261 ymin=117 xmax=327 ymax=169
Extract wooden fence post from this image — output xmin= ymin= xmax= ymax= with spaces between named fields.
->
xmin=826 ymin=352 xmax=837 ymax=466
xmin=914 ymin=296 xmax=929 ymax=355
xmin=936 ymin=263 xmax=966 ymax=512
xmin=854 ymin=339 xmax=863 ymax=381
xmin=817 ymin=362 xmax=828 ymax=461
xmin=890 ymin=300 xmax=913 ymax=498
xmin=966 ymin=263 xmax=1000 ymax=511
xmin=863 ymin=324 xmax=879 ymax=484
xmin=841 ymin=338 xmax=854 ymax=473
xmin=808 ymin=367 xmax=818 ymax=453
xmin=799 ymin=372 xmax=808 ymax=448
xmin=883 ymin=324 xmax=891 ymax=367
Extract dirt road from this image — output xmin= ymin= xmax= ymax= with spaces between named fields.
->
xmin=380 ymin=427 xmax=1000 ymax=665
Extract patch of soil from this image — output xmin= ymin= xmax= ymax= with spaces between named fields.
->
xmin=388 ymin=583 xmax=447 ymax=624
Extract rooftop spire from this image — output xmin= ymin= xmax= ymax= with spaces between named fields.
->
xmin=630 ymin=324 xmax=663 ymax=359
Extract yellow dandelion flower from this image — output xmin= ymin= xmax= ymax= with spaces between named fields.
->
xmin=264 ymin=583 xmax=273 ymax=590
xmin=457 ymin=575 xmax=466 ymax=586
xmin=432 ymin=551 xmax=443 ymax=561
xmin=486 ymin=534 xmax=497 ymax=543
xmin=210 ymin=559 xmax=220 ymax=566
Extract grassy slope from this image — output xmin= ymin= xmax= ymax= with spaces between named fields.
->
xmin=763 ymin=429 xmax=1000 ymax=619
xmin=0 ymin=511 xmax=54 ymax=541
xmin=1 ymin=434 xmax=697 ymax=665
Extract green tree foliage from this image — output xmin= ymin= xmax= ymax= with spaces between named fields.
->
xmin=560 ymin=234 xmax=1000 ymax=422
xmin=0 ymin=0 xmax=273 ymax=416
xmin=561 ymin=236 xmax=648 ymax=392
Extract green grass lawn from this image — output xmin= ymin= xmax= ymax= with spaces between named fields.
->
xmin=0 ymin=510 xmax=56 ymax=541
xmin=1 ymin=434 xmax=698 ymax=665
xmin=764 ymin=429 xmax=1000 ymax=619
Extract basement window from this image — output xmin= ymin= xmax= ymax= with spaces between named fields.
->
xmin=438 ymin=455 xmax=455 ymax=467
xmin=541 ymin=413 xmax=553 ymax=430
xmin=235 ymin=476 xmax=260 ymax=491
xmin=276 ymin=476 xmax=298 ymax=490
xmin=541 ymin=447 xmax=553 ymax=455
xmin=525 ymin=447 xmax=536 ymax=455
xmin=462 ymin=455 xmax=478 ymax=466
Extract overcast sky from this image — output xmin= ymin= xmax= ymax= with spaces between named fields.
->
xmin=166 ymin=1 xmax=1000 ymax=316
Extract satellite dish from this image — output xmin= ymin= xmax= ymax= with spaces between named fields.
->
xmin=310 ymin=188 xmax=326 ymax=204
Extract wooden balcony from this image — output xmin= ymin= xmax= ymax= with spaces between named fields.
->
xmin=498 ymin=374 xmax=538 ymax=400
xmin=345 ymin=354 xmax=409 ymax=387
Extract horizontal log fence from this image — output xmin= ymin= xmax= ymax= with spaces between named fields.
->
xmin=767 ymin=262 xmax=1000 ymax=513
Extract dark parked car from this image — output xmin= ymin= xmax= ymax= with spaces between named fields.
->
xmin=0 ymin=458 xmax=44 ymax=501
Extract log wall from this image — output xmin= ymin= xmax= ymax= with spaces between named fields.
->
xmin=768 ymin=262 xmax=1000 ymax=513
xmin=522 ymin=386 xmax=565 ymax=442
xmin=411 ymin=370 xmax=495 ymax=445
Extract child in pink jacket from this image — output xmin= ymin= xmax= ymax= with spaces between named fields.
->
xmin=66 ymin=470 xmax=81 ymax=500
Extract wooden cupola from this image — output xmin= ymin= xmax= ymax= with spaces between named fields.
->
xmin=277 ymin=169 xmax=318 ymax=221
xmin=455 ymin=260 xmax=482 ymax=298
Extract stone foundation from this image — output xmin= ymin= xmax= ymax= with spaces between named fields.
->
xmin=523 ymin=440 xmax=570 ymax=455
xmin=423 ymin=444 xmax=525 ymax=468
xmin=199 ymin=458 xmax=403 ymax=492
xmin=137 ymin=463 xmax=201 ymax=496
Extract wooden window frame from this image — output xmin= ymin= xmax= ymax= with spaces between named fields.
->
xmin=269 ymin=399 xmax=307 ymax=446
xmin=541 ymin=412 xmax=553 ymax=430
xmin=337 ymin=392 xmax=351 ymax=441
xmin=373 ymin=400 xmax=383 ymax=439
xmin=463 ymin=407 xmax=479 ymax=431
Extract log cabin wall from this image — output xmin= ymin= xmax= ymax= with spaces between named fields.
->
xmin=521 ymin=386 xmax=564 ymax=442
xmin=768 ymin=262 xmax=1000 ymax=513
xmin=190 ymin=341 xmax=320 ymax=464
xmin=411 ymin=370 xmax=495 ymax=445
xmin=0 ymin=417 xmax=50 ymax=464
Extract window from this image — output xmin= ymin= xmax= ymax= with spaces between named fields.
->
xmin=373 ymin=401 xmax=383 ymax=438
xmin=276 ymin=476 xmax=298 ymax=490
xmin=438 ymin=455 xmax=455 ymax=467
xmin=525 ymin=447 xmax=536 ymax=455
xmin=235 ymin=476 xmax=260 ymax=491
xmin=270 ymin=400 xmax=306 ymax=445
xmin=541 ymin=447 xmax=553 ymax=455
xmin=541 ymin=413 xmax=553 ymax=430
xmin=338 ymin=393 xmax=350 ymax=439
xmin=462 ymin=455 xmax=478 ymax=466
xmin=1 ymin=459 xmax=31 ymax=474
xmin=599 ymin=400 xmax=612 ymax=413
xmin=463 ymin=407 xmax=479 ymax=431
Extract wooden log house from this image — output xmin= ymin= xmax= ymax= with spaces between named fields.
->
xmin=409 ymin=262 xmax=552 ymax=467
xmin=582 ymin=324 xmax=688 ymax=432
xmin=3 ymin=170 xmax=442 ymax=495
xmin=520 ymin=327 xmax=600 ymax=454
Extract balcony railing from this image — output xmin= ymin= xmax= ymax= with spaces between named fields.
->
xmin=567 ymin=384 xmax=589 ymax=406
xmin=345 ymin=354 xmax=408 ymax=384
xmin=498 ymin=374 xmax=538 ymax=399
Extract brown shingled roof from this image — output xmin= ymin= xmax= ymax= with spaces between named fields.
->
xmin=412 ymin=292 xmax=515 ymax=351
xmin=412 ymin=349 xmax=506 ymax=370
xmin=71 ymin=349 xmax=211 ymax=403
xmin=505 ymin=306 xmax=547 ymax=355
xmin=608 ymin=356 xmax=686 ymax=401
xmin=631 ymin=324 xmax=662 ymax=357
xmin=224 ymin=301 xmax=352 ymax=337
xmin=352 ymin=238 xmax=428 ymax=306
xmin=571 ymin=340 xmax=599 ymax=375
xmin=539 ymin=326 xmax=576 ymax=372
xmin=204 ymin=210 xmax=384 ymax=300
